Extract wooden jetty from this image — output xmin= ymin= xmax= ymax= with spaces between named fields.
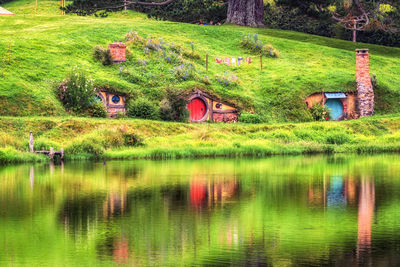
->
xmin=29 ymin=131 xmax=64 ymax=160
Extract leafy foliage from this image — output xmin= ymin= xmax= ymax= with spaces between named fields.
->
xmin=126 ymin=98 xmax=160 ymax=120
xmin=239 ymin=112 xmax=262 ymax=123
xmin=160 ymin=88 xmax=189 ymax=122
xmin=240 ymin=33 xmax=279 ymax=57
xmin=216 ymin=71 xmax=239 ymax=87
xmin=93 ymin=45 xmax=113 ymax=66
xmin=309 ymin=103 xmax=330 ymax=121
xmin=136 ymin=0 xmax=227 ymax=24
xmin=57 ymin=68 xmax=106 ymax=117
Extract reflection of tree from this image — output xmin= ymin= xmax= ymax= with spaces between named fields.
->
xmin=59 ymin=194 xmax=106 ymax=237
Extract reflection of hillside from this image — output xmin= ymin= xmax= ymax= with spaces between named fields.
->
xmin=3 ymin=156 xmax=400 ymax=266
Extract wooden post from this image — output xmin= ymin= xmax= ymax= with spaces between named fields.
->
xmin=35 ymin=0 xmax=38 ymax=14
xmin=260 ymin=54 xmax=263 ymax=71
xmin=49 ymin=147 xmax=54 ymax=159
xmin=60 ymin=148 xmax=64 ymax=160
xmin=29 ymin=131 xmax=34 ymax=153
xmin=206 ymin=54 xmax=209 ymax=73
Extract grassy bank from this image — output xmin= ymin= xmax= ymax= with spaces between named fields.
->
xmin=1 ymin=0 xmax=400 ymax=121
xmin=1 ymin=115 xmax=400 ymax=163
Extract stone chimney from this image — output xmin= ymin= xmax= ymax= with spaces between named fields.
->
xmin=356 ymin=49 xmax=374 ymax=117
xmin=108 ymin=41 xmax=127 ymax=63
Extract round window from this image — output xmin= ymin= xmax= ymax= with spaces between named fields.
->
xmin=112 ymin=95 xmax=120 ymax=104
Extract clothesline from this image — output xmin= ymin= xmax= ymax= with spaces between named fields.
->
xmin=204 ymin=54 xmax=264 ymax=70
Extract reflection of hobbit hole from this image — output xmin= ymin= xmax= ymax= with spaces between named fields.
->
xmin=187 ymin=90 xmax=238 ymax=123
xmin=306 ymin=49 xmax=374 ymax=120
xmin=97 ymin=90 xmax=126 ymax=118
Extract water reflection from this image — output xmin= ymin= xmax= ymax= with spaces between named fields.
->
xmin=1 ymin=155 xmax=400 ymax=266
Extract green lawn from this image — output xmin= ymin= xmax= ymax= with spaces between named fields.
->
xmin=1 ymin=0 xmax=400 ymax=121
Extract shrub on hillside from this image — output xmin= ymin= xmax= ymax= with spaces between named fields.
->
xmin=160 ymin=88 xmax=189 ymax=122
xmin=65 ymin=140 xmax=105 ymax=159
xmin=123 ymin=133 xmax=144 ymax=147
xmin=309 ymin=103 xmax=330 ymax=121
xmin=240 ymin=33 xmax=279 ymax=58
xmin=88 ymin=101 xmax=107 ymax=118
xmin=126 ymin=98 xmax=160 ymax=120
xmin=57 ymin=68 xmax=106 ymax=117
xmin=325 ymin=132 xmax=352 ymax=145
xmin=239 ymin=112 xmax=262 ymax=124
xmin=93 ymin=45 xmax=113 ymax=66
xmin=216 ymin=71 xmax=239 ymax=87
xmin=172 ymin=63 xmax=196 ymax=81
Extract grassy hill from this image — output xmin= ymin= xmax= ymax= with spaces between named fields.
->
xmin=1 ymin=0 xmax=400 ymax=121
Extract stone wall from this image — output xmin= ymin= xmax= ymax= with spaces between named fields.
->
xmin=356 ymin=49 xmax=374 ymax=117
xmin=108 ymin=42 xmax=127 ymax=62
xmin=213 ymin=112 xmax=238 ymax=123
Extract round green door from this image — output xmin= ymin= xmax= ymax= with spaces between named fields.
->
xmin=325 ymin=99 xmax=343 ymax=120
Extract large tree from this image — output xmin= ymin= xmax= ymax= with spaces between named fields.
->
xmin=277 ymin=0 xmax=400 ymax=42
xmin=66 ymin=0 xmax=265 ymax=27
xmin=226 ymin=0 xmax=264 ymax=27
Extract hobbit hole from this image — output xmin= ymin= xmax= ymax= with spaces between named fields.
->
xmin=188 ymin=98 xmax=208 ymax=121
xmin=97 ymin=90 xmax=126 ymax=118
xmin=305 ymin=49 xmax=374 ymax=120
xmin=187 ymin=90 xmax=238 ymax=123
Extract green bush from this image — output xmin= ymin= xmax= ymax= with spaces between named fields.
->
xmin=88 ymin=101 xmax=108 ymax=118
xmin=65 ymin=140 xmax=105 ymax=159
xmin=325 ymin=132 xmax=352 ymax=145
xmin=160 ymin=88 xmax=189 ymax=122
xmin=240 ymin=113 xmax=262 ymax=124
xmin=309 ymin=103 xmax=330 ymax=121
xmin=93 ymin=45 xmax=112 ymax=66
xmin=172 ymin=63 xmax=196 ymax=81
xmin=123 ymin=133 xmax=144 ymax=147
xmin=57 ymin=68 xmax=97 ymax=114
xmin=240 ymin=33 xmax=279 ymax=58
xmin=126 ymin=98 xmax=160 ymax=120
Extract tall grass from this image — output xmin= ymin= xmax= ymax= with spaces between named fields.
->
xmin=1 ymin=116 xmax=400 ymax=163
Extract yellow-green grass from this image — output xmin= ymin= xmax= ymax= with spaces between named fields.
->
xmin=1 ymin=0 xmax=400 ymax=121
xmin=1 ymin=115 xmax=400 ymax=162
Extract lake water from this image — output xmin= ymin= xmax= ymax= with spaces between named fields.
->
xmin=1 ymin=155 xmax=400 ymax=266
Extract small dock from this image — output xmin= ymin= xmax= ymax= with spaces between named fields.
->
xmin=29 ymin=131 xmax=64 ymax=161
xmin=35 ymin=148 xmax=64 ymax=160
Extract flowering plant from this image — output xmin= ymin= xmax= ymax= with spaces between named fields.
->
xmin=216 ymin=71 xmax=239 ymax=87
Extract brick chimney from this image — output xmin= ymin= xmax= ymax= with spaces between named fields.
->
xmin=108 ymin=41 xmax=127 ymax=63
xmin=356 ymin=49 xmax=374 ymax=117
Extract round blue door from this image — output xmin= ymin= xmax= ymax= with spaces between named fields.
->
xmin=325 ymin=99 xmax=343 ymax=120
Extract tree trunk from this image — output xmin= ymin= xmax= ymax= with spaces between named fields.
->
xmin=226 ymin=0 xmax=264 ymax=27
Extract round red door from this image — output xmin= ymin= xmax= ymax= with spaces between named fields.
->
xmin=188 ymin=98 xmax=207 ymax=121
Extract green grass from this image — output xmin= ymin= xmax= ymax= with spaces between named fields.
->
xmin=2 ymin=115 xmax=400 ymax=162
xmin=1 ymin=0 xmax=400 ymax=121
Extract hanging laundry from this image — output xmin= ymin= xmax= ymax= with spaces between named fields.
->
xmin=224 ymin=57 xmax=230 ymax=66
xmin=238 ymin=57 xmax=243 ymax=66
xmin=245 ymin=57 xmax=252 ymax=64
xmin=216 ymin=58 xmax=223 ymax=64
xmin=231 ymin=58 xmax=237 ymax=67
